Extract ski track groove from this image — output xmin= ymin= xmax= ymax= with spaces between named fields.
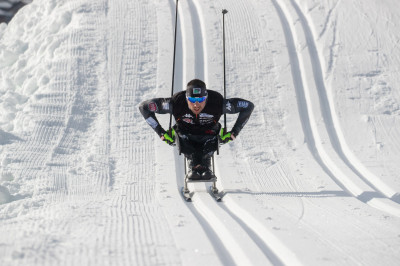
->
xmin=211 ymin=1 xmax=307 ymax=264
xmin=172 ymin=1 xmax=241 ymax=263
xmin=173 ymin=163 xmax=237 ymax=265
xmin=289 ymin=0 xmax=400 ymax=204
xmin=273 ymin=0 xmax=400 ymax=217
xmin=288 ymin=0 xmax=399 ymax=201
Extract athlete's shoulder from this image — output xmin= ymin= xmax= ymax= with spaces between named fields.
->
xmin=172 ymin=90 xmax=185 ymax=97
xmin=171 ymin=91 xmax=186 ymax=102
xmin=207 ymin=90 xmax=223 ymax=98
xmin=207 ymin=90 xmax=223 ymax=104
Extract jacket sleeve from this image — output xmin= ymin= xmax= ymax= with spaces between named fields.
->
xmin=223 ymin=98 xmax=254 ymax=137
xmin=139 ymin=98 xmax=172 ymax=136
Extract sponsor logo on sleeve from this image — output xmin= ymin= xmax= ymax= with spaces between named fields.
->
xmin=237 ymin=101 xmax=249 ymax=108
xmin=226 ymin=101 xmax=232 ymax=111
xmin=162 ymin=102 xmax=169 ymax=110
xmin=148 ymin=102 xmax=158 ymax=112
xmin=146 ymin=117 xmax=159 ymax=128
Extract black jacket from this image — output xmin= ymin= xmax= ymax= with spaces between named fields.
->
xmin=139 ymin=90 xmax=254 ymax=137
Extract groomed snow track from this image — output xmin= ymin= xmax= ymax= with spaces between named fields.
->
xmin=272 ymin=0 xmax=400 ymax=217
xmin=156 ymin=0 xmax=400 ymax=265
xmin=160 ymin=0 xmax=400 ymax=265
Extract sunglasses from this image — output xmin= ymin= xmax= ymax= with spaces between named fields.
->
xmin=187 ymin=96 xmax=207 ymax=103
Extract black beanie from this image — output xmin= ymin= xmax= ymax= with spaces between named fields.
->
xmin=186 ymin=79 xmax=208 ymax=97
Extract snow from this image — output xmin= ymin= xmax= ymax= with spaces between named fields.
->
xmin=1 ymin=0 xmax=400 ymax=265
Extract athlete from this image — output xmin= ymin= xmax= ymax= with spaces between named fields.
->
xmin=139 ymin=79 xmax=254 ymax=181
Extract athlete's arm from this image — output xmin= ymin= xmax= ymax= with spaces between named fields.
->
xmin=223 ymin=98 xmax=254 ymax=137
xmin=139 ymin=98 xmax=172 ymax=137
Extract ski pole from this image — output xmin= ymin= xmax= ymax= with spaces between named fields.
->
xmin=169 ymin=0 xmax=179 ymax=132
xmin=222 ymin=9 xmax=228 ymax=133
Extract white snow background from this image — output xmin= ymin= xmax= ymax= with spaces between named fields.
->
xmin=1 ymin=0 xmax=400 ymax=265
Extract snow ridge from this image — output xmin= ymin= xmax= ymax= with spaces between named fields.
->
xmin=273 ymin=0 xmax=400 ymax=217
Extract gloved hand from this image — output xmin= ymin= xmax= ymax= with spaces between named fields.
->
xmin=161 ymin=128 xmax=175 ymax=146
xmin=220 ymin=128 xmax=235 ymax=144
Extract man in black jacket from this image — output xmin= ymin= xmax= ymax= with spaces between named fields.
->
xmin=139 ymin=79 xmax=254 ymax=180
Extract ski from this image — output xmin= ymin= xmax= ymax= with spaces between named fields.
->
xmin=182 ymin=155 xmax=224 ymax=202
xmin=181 ymin=187 xmax=193 ymax=202
xmin=209 ymin=186 xmax=223 ymax=202
xmin=181 ymin=187 xmax=223 ymax=202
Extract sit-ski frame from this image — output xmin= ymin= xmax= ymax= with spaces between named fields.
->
xmin=182 ymin=155 xmax=221 ymax=201
xmin=177 ymin=135 xmax=222 ymax=201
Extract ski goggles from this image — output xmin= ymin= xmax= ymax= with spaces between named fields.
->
xmin=187 ymin=96 xmax=207 ymax=103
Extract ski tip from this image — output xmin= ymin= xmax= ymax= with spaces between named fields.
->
xmin=181 ymin=187 xmax=193 ymax=202
xmin=182 ymin=195 xmax=192 ymax=202
xmin=209 ymin=186 xmax=224 ymax=202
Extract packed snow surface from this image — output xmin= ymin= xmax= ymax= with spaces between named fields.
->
xmin=1 ymin=0 xmax=400 ymax=265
